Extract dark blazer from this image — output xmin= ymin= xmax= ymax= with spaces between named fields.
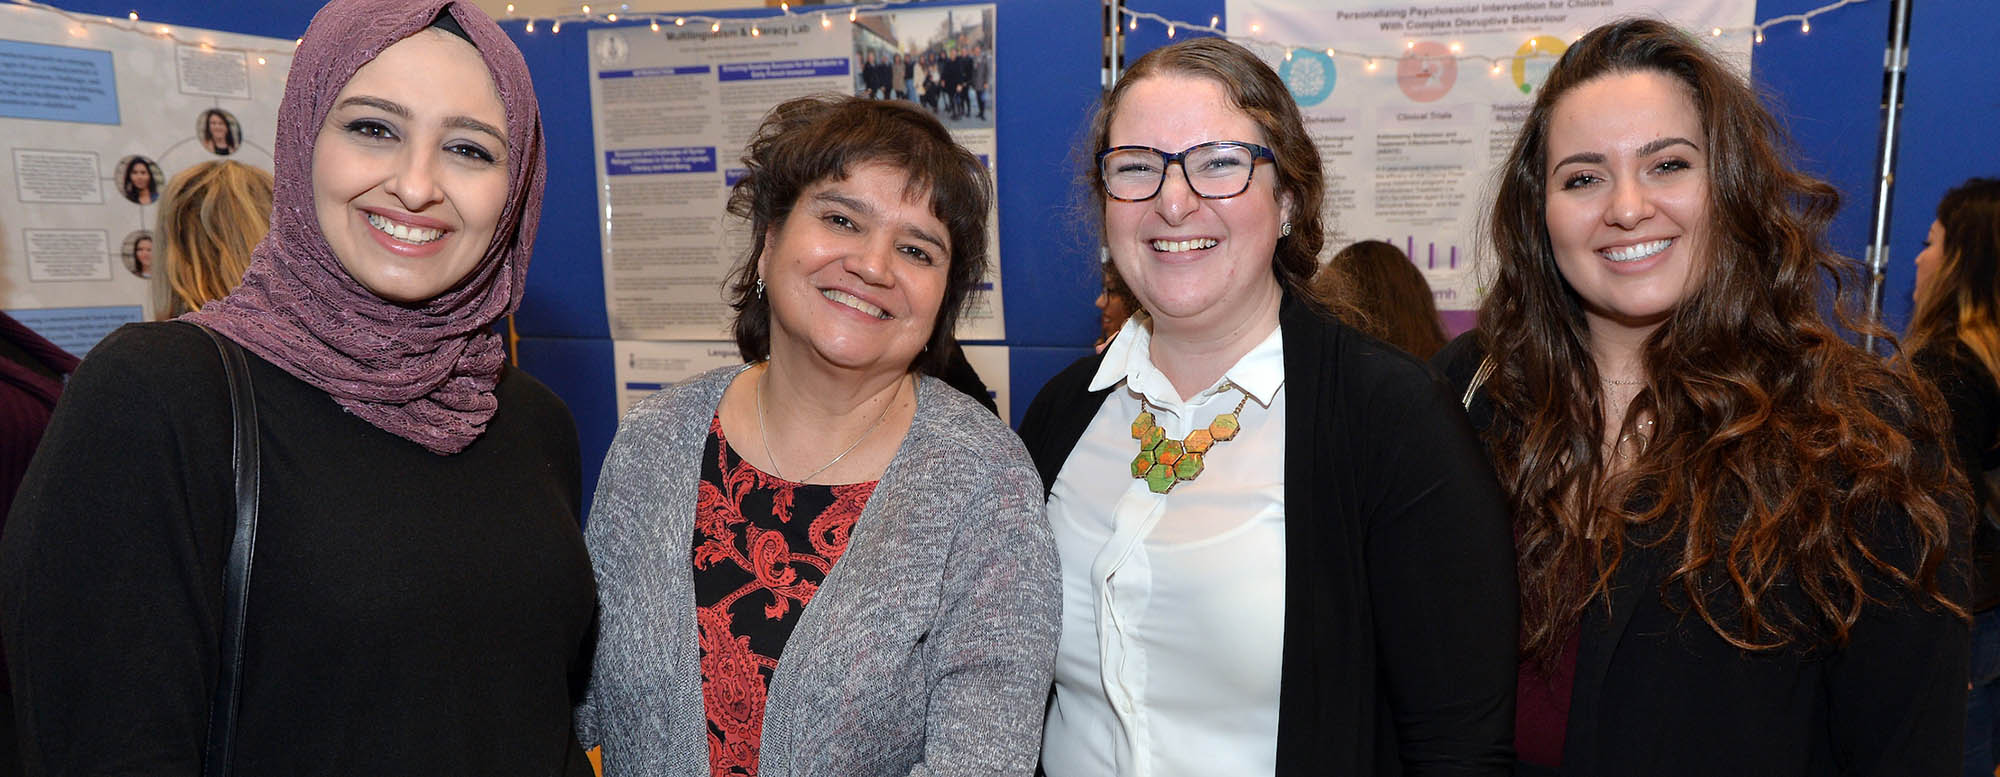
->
xmin=1435 ymin=331 xmax=1969 ymax=776
xmin=1020 ymin=294 xmax=1518 ymax=776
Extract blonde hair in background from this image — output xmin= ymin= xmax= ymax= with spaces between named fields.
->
xmin=153 ymin=160 xmax=274 ymax=319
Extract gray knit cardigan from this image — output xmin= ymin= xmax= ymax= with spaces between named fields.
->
xmin=575 ymin=366 xmax=1061 ymax=776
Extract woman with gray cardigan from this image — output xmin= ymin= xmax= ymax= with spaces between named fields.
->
xmin=574 ymin=95 xmax=1060 ymax=777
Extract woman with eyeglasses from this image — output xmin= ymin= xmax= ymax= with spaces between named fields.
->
xmin=1020 ymin=37 xmax=1517 ymax=776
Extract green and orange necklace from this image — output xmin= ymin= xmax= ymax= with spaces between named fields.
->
xmin=1129 ymin=381 xmax=1253 ymax=494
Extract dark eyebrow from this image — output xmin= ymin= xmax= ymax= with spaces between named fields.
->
xmin=334 ymin=95 xmax=408 ymax=118
xmin=444 ymin=115 xmax=508 ymax=146
xmin=813 ymin=190 xmax=948 ymax=253
xmin=1637 ymin=136 xmax=1699 ymax=157
xmin=334 ymin=95 xmax=508 ymax=148
xmin=1552 ymin=151 xmax=1605 ymax=170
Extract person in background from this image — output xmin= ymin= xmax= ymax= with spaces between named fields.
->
xmin=1311 ymin=239 xmax=1447 ymax=359
xmin=152 ymin=160 xmax=275 ymax=319
xmin=575 ymin=94 xmax=1058 ymax=776
xmin=1023 ymin=37 xmax=1516 ymax=776
xmin=2 ymin=2 xmax=594 ymax=774
xmin=1904 ymin=176 xmax=2000 ymax=777
xmin=0 ymin=312 xmax=78 ymax=777
xmin=1434 ymin=18 xmax=1968 ymax=775
xmin=1093 ymin=263 xmax=1137 ymax=353
xmin=121 ymin=158 xmax=159 ymax=205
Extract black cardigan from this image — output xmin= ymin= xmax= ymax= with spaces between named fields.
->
xmin=1019 ymin=295 xmax=1518 ymax=776
xmin=1435 ymin=331 xmax=1969 ymax=776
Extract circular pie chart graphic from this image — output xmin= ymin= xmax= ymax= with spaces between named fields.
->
xmin=1397 ymin=41 xmax=1457 ymax=103
xmin=1511 ymin=35 xmax=1568 ymax=95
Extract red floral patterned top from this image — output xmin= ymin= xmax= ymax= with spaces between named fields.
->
xmin=693 ymin=415 xmax=877 ymax=777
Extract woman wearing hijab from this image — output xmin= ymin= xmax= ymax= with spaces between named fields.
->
xmin=1 ymin=2 xmax=593 ymax=775
xmin=575 ymin=95 xmax=1058 ymax=776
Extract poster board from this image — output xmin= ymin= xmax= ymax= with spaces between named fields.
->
xmin=0 ymin=5 xmax=290 ymax=354
xmin=584 ymin=5 xmax=1003 ymax=344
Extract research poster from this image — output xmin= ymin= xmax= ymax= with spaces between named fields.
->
xmin=1226 ymin=0 xmax=1753 ymax=313
xmin=585 ymin=4 xmax=1003 ymax=344
xmin=0 ymin=5 xmax=288 ymax=354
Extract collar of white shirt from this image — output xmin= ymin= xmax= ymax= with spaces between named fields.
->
xmin=1086 ymin=315 xmax=1285 ymax=409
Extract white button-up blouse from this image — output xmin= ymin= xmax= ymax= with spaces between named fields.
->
xmin=1040 ymin=317 xmax=1288 ymax=777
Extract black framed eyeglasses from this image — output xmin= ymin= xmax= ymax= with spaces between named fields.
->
xmin=1096 ymin=141 xmax=1277 ymax=202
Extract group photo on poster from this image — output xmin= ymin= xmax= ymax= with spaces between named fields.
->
xmin=853 ymin=6 xmax=995 ymax=131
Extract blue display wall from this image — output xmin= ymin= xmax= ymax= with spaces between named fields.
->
xmin=37 ymin=0 xmax=2000 ymax=514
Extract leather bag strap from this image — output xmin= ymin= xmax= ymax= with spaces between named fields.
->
xmin=193 ymin=322 xmax=258 ymax=777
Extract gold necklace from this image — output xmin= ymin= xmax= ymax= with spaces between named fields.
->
xmin=757 ymin=365 xmax=902 ymax=483
xmin=1130 ymin=381 xmax=1253 ymax=494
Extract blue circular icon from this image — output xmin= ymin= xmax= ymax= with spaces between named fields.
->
xmin=1280 ymin=48 xmax=1336 ymax=107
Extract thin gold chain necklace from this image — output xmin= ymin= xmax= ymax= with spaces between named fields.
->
xmin=757 ymin=365 xmax=901 ymax=484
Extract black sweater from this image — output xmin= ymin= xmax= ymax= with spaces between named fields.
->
xmin=1020 ymin=296 xmax=1518 ymax=776
xmin=2 ymin=322 xmax=595 ymax=776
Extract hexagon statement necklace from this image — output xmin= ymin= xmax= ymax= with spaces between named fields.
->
xmin=757 ymin=363 xmax=900 ymax=484
xmin=1130 ymin=380 xmax=1254 ymax=494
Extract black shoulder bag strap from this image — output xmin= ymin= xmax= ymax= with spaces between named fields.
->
xmin=192 ymin=322 xmax=258 ymax=777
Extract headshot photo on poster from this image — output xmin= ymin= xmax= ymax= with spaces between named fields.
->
xmin=197 ymin=108 xmax=242 ymax=156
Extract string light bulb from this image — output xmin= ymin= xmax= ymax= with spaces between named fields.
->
xmin=504 ymin=3 xmax=513 ymax=14
xmin=821 ymin=14 xmax=832 ymax=29
xmin=780 ymin=2 xmax=789 ymax=12
xmin=1210 ymin=15 xmax=1219 ymax=28
xmin=257 ymin=56 xmax=266 ymax=65
xmin=650 ymin=19 xmax=659 ymax=31
xmin=1366 ymin=59 xmax=1378 ymax=72
xmin=1754 ymin=28 xmax=1765 ymax=44
xmin=606 ymin=13 xmax=617 ymax=22
xmin=750 ymin=26 xmax=760 ymax=37
xmin=551 ymin=20 xmax=561 ymax=33
xmin=1800 ymin=19 xmax=1811 ymax=33
xmin=1711 ymin=27 xmax=1722 ymax=36
xmin=675 ymin=17 xmax=685 ymax=26
xmin=580 ymin=5 xmax=590 ymax=16
xmin=849 ymin=8 xmax=857 ymax=22
xmin=1449 ymin=41 xmax=1462 ymax=53
xmin=1284 ymin=49 xmax=1293 ymax=61
xmin=525 ymin=19 xmax=534 ymax=32
xmin=126 ymin=10 xmax=137 ymax=21
xmin=1166 ymin=23 xmax=1175 ymax=38
xmin=1249 ymin=23 xmax=1261 ymax=34
xmin=1324 ymin=48 xmax=1335 ymax=57
xmin=711 ymin=21 xmax=721 ymax=32
xmin=1129 ymin=15 xmax=1137 ymax=31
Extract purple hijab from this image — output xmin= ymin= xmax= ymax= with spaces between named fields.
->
xmin=184 ymin=0 xmax=545 ymax=455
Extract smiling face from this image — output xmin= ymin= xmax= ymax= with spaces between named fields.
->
xmin=759 ymin=162 xmax=949 ymax=377
xmin=1103 ymin=74 xmax=1290 ymax=335
xmin=128 ymin=162 xmax=152 ymax=191
xmin=1543 ymin=69 xmax=1710 ymax=340
xmin=311 ymin=29 xmax=510 ymax=305
xmin=207 ymin=112 xmax=231 ymax=146
xmin=1914 ymin=219 xmax=1946 ymax=304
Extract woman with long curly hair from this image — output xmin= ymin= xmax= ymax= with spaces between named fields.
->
xmin=1434 ymin=18 xmax=1968 ymax=775
xmin=1906 ymin=176 xmax=2000 ymax=776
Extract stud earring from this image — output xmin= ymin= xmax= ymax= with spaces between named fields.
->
xmin=754 ymin=276 xmax=766 ymax=298
xmin=1281 ymin=222 xmax=1292 ymax=237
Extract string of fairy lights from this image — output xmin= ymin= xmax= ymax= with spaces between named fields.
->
xmin=5 ymin=0 xmax=1871 ymax=72
xmin=1119 ymin=0 xmax=1870 ymax=76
